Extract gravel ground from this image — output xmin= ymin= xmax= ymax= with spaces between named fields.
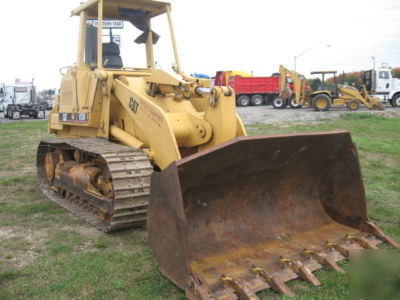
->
xmin=237 ymin=105 xmax=400 ymax=125
xmin=1 ymin=106 xmax=399 ymax=126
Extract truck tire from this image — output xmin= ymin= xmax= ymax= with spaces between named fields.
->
xmin=237 ymin=95 xmax=250 ymax=107
xmin=37 ymin=110 xmax=46 ymax=119
xmin=392 ymin=94 xmax=400 ymax=108
xmin=272 ymin=96 xmax=287 ymax=109
xmin=250 ymin=95 xmax=263 ymax=106
xmin=289 ymin=98 xmax=302 ymax=109
xmin=312 ymin=94 xmax=331 ymax=111
xmin=11 ymin=111 xmax=21 ymax=120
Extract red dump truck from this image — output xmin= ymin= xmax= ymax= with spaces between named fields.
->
xmin=215 ymin=71 xmax=296 ymax=107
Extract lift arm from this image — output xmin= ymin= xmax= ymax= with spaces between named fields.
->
xmin=279 ymin=65 xmax=308 ymax=106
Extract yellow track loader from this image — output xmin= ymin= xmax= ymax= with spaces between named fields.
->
xmin=279 ymin=65 xmax=384 ymax=111
xmin=37 ymin=1 xmax=398 ymax=299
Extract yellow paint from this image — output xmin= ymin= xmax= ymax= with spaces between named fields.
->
xmin=49 ymin=0 xmax=246 ymax=170
xmin=224 ymin=70 xmax=252 ymax=86
xmin=279 ymin=65 xmax=384 ymax=110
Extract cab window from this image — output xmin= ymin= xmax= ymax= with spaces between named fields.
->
xmin=379 ymin=71 xmax=389 ymax=79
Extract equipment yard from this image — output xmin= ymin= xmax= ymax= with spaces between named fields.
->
xmin=1 ymin=0 xmax=399 ymax=299
xmin=237 ymin=105 xmax=400 ymax=125
xmin=1 ymin=114 xmax=399 ymax=299
xmin=2 ymin=106 xmax=400 ymax=126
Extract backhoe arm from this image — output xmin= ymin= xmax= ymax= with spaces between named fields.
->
xmin=279 ymin=65 xmax=307 ymax=106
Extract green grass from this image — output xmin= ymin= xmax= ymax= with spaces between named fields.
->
xmin=0 ymin=115 xmax=399 ymax=299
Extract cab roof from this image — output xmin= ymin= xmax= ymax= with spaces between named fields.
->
xmin=71 ymin=0 xmax=170 ymax=19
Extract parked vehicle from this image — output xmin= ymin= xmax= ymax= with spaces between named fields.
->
xmin=363 ymin=65 xmax=400 ymax=107
xmin=0 ymin=83 xmax=5 ymax=112
xmin=38 ymin=89 xmax=56 ymax=109
xmin=279 ymin=65 xmax=383 ymax=111
xmin=2 ymin=79 xmax=45 ymax=119
xmin=214 ymin=70 xmax=252 ymax=87
xmin=216 ymin=71 xmax=296 ymax=107
xmin=190 ymin=73 xmax=210 ymax=79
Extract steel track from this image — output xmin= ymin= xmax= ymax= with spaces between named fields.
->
xmin=37 ymin=138 xmax=153 ymax=232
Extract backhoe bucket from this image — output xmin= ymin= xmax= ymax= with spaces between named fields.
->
xmin=148 ymin=130 xmax=398 ymax=299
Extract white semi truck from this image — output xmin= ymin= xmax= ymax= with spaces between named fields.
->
xmin=0 ymin=79 xmax=45 ymax=119
xmin=363 ymin=66 xmax=400 ymax=107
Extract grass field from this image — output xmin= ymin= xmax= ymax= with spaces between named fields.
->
xmin=0 ymin=115 xmax=399 ymax=299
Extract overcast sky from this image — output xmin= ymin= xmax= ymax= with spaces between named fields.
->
xmin=0 ymin=0 xmax=399 ymax=89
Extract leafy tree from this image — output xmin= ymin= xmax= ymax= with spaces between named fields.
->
xmin=305 ymin=66 xmax=399 ymax=92
xmin=307 ymin=78 xmax=322 ymax=91
xmin=392 ymin=68 xmax=400 ymax=78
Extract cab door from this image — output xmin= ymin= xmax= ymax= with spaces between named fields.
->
xmin=376 ymin=70 xmax=391 ymax=93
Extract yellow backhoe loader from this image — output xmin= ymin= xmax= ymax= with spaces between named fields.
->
xmin=279 ymin=65 xmax=384 ymax=111
xmin=37 ymin=1 xmax=398 ymax=299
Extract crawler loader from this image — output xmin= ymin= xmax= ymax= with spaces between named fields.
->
xmin=278 ymin=65 xmax=384 ymax=111
xmin=37 ymin=1 xmax=398 ymax=299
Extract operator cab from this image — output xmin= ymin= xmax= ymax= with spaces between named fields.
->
xmin=310 ymin=71 xmax=338 ymax=97
xmin=71 ymin=0 xmax=178 ymax=72
xmin=85 ymin=25 xmax=124 ymax=69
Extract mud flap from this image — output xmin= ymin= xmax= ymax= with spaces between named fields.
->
xmin=148 ymin=130 xmax=398 ymax=299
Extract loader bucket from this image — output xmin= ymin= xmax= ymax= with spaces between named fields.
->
xmin=369 ymin=102 xmax=385 ymax=111
xmin=148 ymin=130 xmax=398 ymax=299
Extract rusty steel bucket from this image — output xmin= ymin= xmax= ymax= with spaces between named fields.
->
xmin=148 ymin=130 xmax=398 ymax=300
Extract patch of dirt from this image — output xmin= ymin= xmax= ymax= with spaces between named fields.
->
xmin=0 ymin=223 xmax=105 ymax=269
xmin=0 ymin=227 xmax=49 ymax=268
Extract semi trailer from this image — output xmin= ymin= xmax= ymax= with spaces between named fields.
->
xmin=1 ymin=79 xmax=45 ymax=119
xmin=37 ymin=89 xmax=57 ymax=109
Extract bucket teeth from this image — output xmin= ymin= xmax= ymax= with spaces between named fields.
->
xmin=279 ymin=257 xmax=321 ymax=286
xmin=187 ymin=274 xmax=210 ymax=300
xmin=325 ymin=241 xmax=350 ymax=257
xmin=220 ymin=275 xmax=259 ymax=300
xmin=360 ymin=220 xmax=400 ymax=248
xmin=197 ymin=232 xmax=396 ymax=299
xmin=251 ymin=266 xmax=294 ymax=296
xmin=344 ymin=234 xmax=378 ymax=249
xmin=303 ymin=249 xmax=345 ymax=273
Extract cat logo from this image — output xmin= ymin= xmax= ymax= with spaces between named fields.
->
xmin=129 ymin=97 xmax=139 ymax=113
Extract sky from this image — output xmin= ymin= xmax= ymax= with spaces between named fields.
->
xmin=0 ymin=0 xmax=399 ymax=90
